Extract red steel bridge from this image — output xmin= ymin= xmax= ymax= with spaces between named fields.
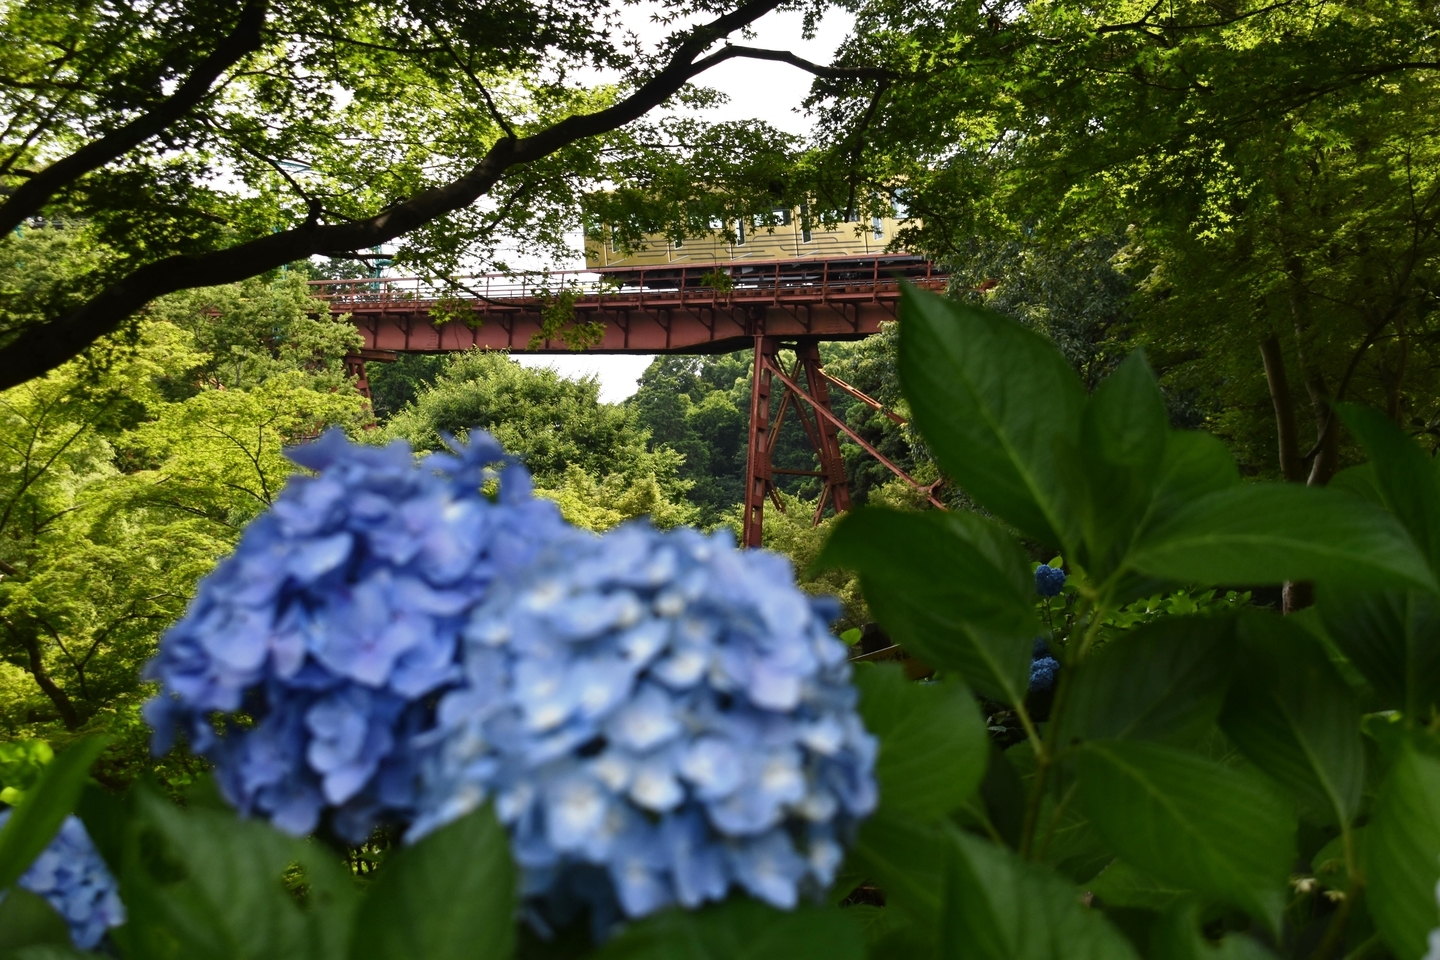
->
xmin=310 ymin=254 xmax=948 ymax=546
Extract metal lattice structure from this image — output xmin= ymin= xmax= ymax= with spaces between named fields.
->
xmin=312 ymin=254 xmax=947 ymax=544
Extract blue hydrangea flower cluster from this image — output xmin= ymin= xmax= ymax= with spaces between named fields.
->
xmin=1030 ymin=637 xmax=1060 ymax=693
xmin=0 ymin=811 xmax=125 ymax=949
xmin=1034 ymin=564 xmax=1066 ymax=598
xmin=412 ymin=523 xmax=878 ymax=929
xmin=144 ymin=429 xmax=570 ymax=840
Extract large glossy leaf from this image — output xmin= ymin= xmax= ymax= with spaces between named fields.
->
xmin=0 ymin=738 xmax=107 ymax=892
xmin=1052 ymin=616 xmax=1234 ymax=750
xmin=594 ymin=899 xmax=862 ymax=960
xmin=1317 ymin=585 xmax=1440 ymax=717
xmin=1364 ymin=742 xmax=1440 ymax=960
xmin=1074 ymin=351 xmax=1169 ymax=573
xmin=897 ymin=284 xmax=1085 ymax=548
xmin=1219 ymin=613 xmax=1364 ymax=825
xmin=118 ymin=787 xmax=353 ymax=960
xmin=1076 ymin=740 xmax=1295 ymax=929
xmin=352 ymin=805 xmax=513 ymax=960
xmin=816 ymin=507 xmax=1035 ymax=703
xmin=940 ymin=828 xmax=1139 ymax=960
xmin=1338 ymin=404 xmax=1440 ymax=570
xmin=855 ymin=664 xmax=988 ymax=821
xmin=1129 ymin=484 xmax=1436 ymax=592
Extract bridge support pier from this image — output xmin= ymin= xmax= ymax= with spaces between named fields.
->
xmin=742 ymin=336 xmax=854 ymax=548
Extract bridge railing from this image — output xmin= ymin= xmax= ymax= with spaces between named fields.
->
xmin=308 ymin=255 xmax=947 ymax=307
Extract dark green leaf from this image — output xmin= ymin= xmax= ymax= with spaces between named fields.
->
xmin=1337 ymin=404 xmax=1440 ymax=569
xmin=1087 ymin=860 xmax=1187 ymax=912
xmin=897 ymin=284 xmax=1085 ymax=547
xmin=1364 ymin=741 xmax=1440 ymax=960
xmin=1219 ymin=613 xmax=1365 ymax=825
xmin=119 ymin=787 xmax=350 ymax=960
xmin=593 ymin=899 xmax=863 ymax=960
xmin=1149 ymin=431 xmax=1241 ymax=517
xmin=1076 ymin=740 xmax=1295 ymax=929
xmin=0 ymin=738 xmax=108 ymax=892
xmin=1074 ymin=351 xmax=1168 ymax=571
xmin=1052 ymin=616 xmax=1234 ymax=749
xmin=1148 ymin=900 xmax=1279 ymax=960
xmin=0 ymin=889 xmax=70 ymax=954
xmin=1129 ymin=484 xmax=1436 ymax=592
xmin=1310 ymin=829 xmax=1362 ymax=895
xmin=1317 ymin=585 xmax=1440 ymax=717
xmin=856 ymin=664 xmax=988 ymax=821
xmin=851 ymin=810 xmax=949 ymax=933
xmin=351 ymin=804 xmax=514 ymax=960
xmin=940 ymin=828 xmax=1140 ymax=960
xmin=816 ymin=507 xmax=1036 ymax=703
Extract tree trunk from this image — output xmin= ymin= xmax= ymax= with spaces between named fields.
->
xmin=1260 ymin=334 xmax=1305 ymax=483
xmin=4 ymin=621 xmax=82 ymax=730
xmin=1304 ymin=370 xmax=1339 ymax=487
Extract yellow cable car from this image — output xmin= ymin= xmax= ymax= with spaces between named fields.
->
xmin=584 ymin=206 xmax=913 ymax=269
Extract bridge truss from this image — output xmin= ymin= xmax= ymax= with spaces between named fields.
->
xmin=310 ymin=254 xmax=947 ymax=546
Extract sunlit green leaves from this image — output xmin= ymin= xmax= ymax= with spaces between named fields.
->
xmin=1076 ymin=740 xmax=1295 ymax=929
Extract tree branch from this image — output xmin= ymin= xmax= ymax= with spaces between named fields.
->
xmin=0 ymin=0 xmax=269 ymax=236
xmin=2 ymin=617 xmax=81 ymax=730
xmin=697 ymin=45 xmax=898 ymax=81
xmin=0 ymin=0 xmax=785 ymax=391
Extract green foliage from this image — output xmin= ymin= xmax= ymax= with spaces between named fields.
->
xmin=1 ymin=266 xmax=365 ymax=788
xmin=593 ymin=900 xmax=862 ymax=960
xmin=815 ymin=285 xmax=1440 ymax=958
xmin=9 ymin=283 xmax=1440 ymax=960
xmin=382 ymin=350 xmax=695 ymax=531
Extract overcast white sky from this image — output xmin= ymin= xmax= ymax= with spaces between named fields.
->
xmin=510 ymin=8 xmax=852 ymax=402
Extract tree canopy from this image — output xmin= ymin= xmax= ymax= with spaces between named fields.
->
xmin=0 ymin=0 xmax=884 ymax=390
xmin=806 ymin=0 xmax=1440 ymax=484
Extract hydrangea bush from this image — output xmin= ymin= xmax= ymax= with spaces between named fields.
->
xmin=4 ymin=285 xmax=1440 ymax=960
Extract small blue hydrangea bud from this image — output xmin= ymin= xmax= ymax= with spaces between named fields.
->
xmin=412 ymin=523 xmax=878 ymax=933
xmin=1032 ymin=637 xmax=1050 ymax=659
xmin=144 ymin=429 xmax=571 ymax=840
xmin=1029 ymin=657 xmax=1060 ymax=693
xmin=0 ymin=812 xmax=125 ymax=949
xmin=1034 ymin=564 xmax=1066 ymax=598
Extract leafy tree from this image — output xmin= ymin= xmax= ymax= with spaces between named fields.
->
xmin=367 ymin=354 xmax=450 ymax=423
xmin=1 ymin=265 xmax=365 ymax=786
xmin=0 ymin=0 xmax=884 ymax=390
xmin=806 ymin=0 xmax=1440 ymax=488
xmin=383 ymin=350 xmax=693 ymax=511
